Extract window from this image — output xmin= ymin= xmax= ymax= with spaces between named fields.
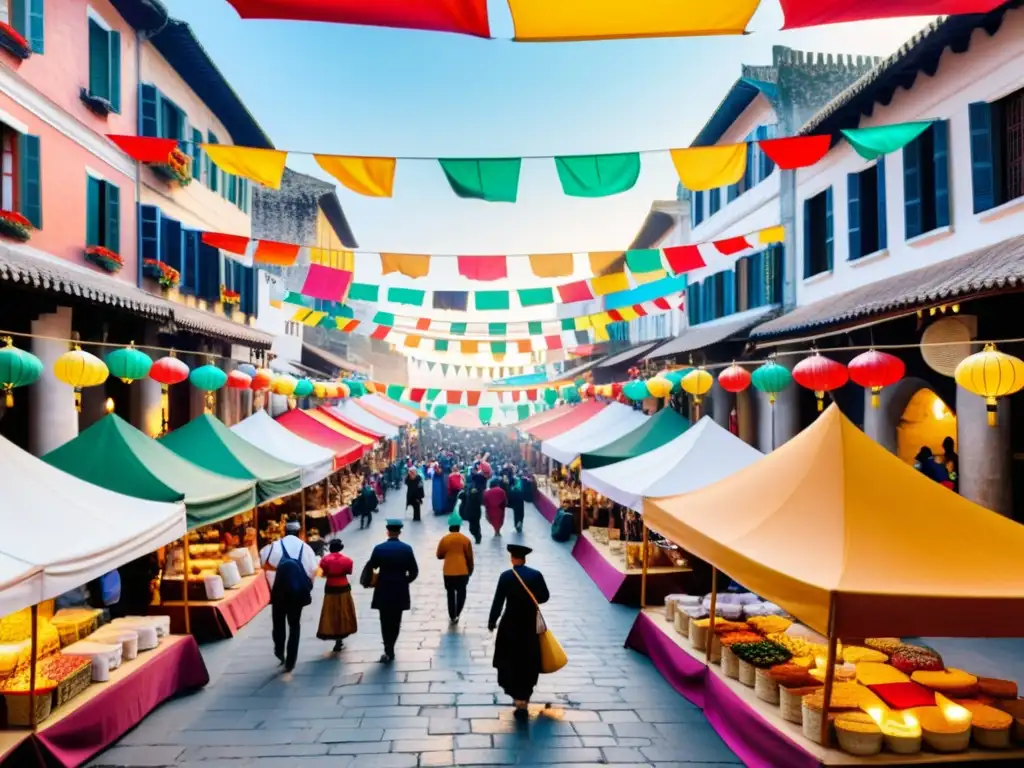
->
xmin=691 ymin=190 xmax=704 ymax=226
xmin=1 ymin=130 xmax=15 ymax=212
xmin=0 ymin=127 xmax=41 ymax=227
xmin=190 ymin=127 xmax=202 ymax=181
xmin=687 ymin=281 xmax=701 ymax=325
xmin=139 ymin=84 xmax=185 ymax=140
xmin=87 ymin=14 xmax=120 ymax=112
xmin=803 ymin=187 xmax=833 ymax=278
xmin=970 ymin=89 xmax=1024 ymax=213
xmin=848 ymin=160 xmax=887 ymax=260
xmin=86 ymin=173 xmax=119 ymax=252
xmin=904 ymin=120 xmax=949 ymax=238
xmin=709 ymin=188 xmax=721 ymax=216
xmin=206 ymin=130 xmax=219 ymax=193
xmin=11 ymin=0 xmax=44 ymax=54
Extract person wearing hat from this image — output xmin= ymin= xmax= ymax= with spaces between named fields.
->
xmin=316 ymin=538 xmax=358 ymax=652
xmin=359 ymin=519 xmax=419 ymax=663
xmin=436 ymin=512 xmax=474 ymax=624
xmin=488 ymin=544 xmax=550 ymax=720
xmin=405 ymin=466 xmax=425 ymax=522
xmin=260 ymin=520 xmax=317 ymax=672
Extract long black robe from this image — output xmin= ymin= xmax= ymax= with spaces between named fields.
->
xmin=488 ymin=565 xmax=550 ymax=701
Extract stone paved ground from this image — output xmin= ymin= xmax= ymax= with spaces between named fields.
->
xmin=91 ymin=490 xmax=740 ymax=768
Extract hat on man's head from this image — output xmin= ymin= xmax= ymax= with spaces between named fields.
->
xmin=507 ymin=544 xmax=532 ymax=558
xmin=447 ymin=512 xmax=463 ymax=527
xmin=385 ymin=519 xmax=404 ymax=531
xmin=285 ymin=521 xmax=301 ymax=534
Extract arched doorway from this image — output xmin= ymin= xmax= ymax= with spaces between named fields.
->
xmin=896 ymin=388 xmax=957 ymax=467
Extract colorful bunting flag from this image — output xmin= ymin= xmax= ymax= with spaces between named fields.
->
xmin=315 ymin=154 xmax=396 ymax=197
xmin=387 ymin=287 xmax=426 ymax=306
xmin=301 ymin=264 xmax=353 ymax=301
xmin=625 ymin=249 xmax=664 ymax=274
xmin=554 ymin=152 xmax=641 ymax=197
xmin=373 ymin=311 xmax=396 ymax=325
xmin=108 ymin=135 xmax=178 ymax=163
xmin=380 ymin=253 xmax=431 ymax=278
xmin=404 ymin=336 xmax=422 ymax=348
xmin=492 ymin=341 xmax=507 ymax=354
xmin=557 ymin=281 xmax=594 ymax=304
xmin=202 ymin=145 xmax=287 ymax=189
xmin=529 ymin=253 xmax=574 ymax=278
xmin=518 ymin=287 xmax=555 ymax=307
xmin=488 ymin=322 xmax=507 ymax=336
xmin=254 ymin=239 xmax=301 ymax=266
xmin=408 ymin=388 xmax=425 ymax=402
xmin=434 ymin=291 xmax=469 ymax=311
xmin=439 ymin=158 xmax=521 ymax=203
xmin=517 ymin=339 xmax=532 ymax=354
xmin=714 ymin=235 xmax=754 ymax=256
xmin=670 ymin=144 xmax=747 ymax=191
xmin=349 ymin=283 xmax=380 ymax=302
xmin=461 ymin=341 xmax=479 ymax=354
xmin=415 ymin=318 xmax=431 ymax=331
xmin=446 ymin=390 xmax=462 ymax=405
xmin=434 ymin=339 xmax=449 ymax=352
xmin=663 ymin=244 xmax=706 ymax=274
xmin=759 ymin=226 xmax=785 ymax=244
xmin=310 ymin=247 xmax=353 ymax=269
xmin=779 ymin=0 xmax=1003 ymax=29
xmin=841 ymin=121 xmax=934 ymax=161
xmin=758 ymin=135 xmax=832 ymax=170
xmin=440 ymin=364 xmax=450 ymax=376
xmin=458 ymin=255 xmax=507 ymax=281
xmin=370 ymin=325 xmax=391 ymax=341
xmin=450 ymin=323 xmax=467 ymax=335
xmin=466 ymin=391 xmax=481 ymax=407
xmin=588 ymin=251 xmax=621 ymax=275
xmin=202 ymin=231 xmax=249 ymax=255
xmin=591 ymin=272 xmax=629 ymax=296
xmin=475 ymin=291 xmax=510 ymax=311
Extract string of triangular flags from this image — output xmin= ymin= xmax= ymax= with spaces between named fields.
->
xmin=411 ymin=360 xmax=533 ymax=379
xmin=109 ymin=120 xmax=935 ymax=202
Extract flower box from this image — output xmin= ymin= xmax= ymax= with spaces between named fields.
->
xmin=85 ymin=246 xmax=123 ymax=274
xmin=0 ymin=210 xmax=32 ymax=242
xmin=0 ymin=22 xmax=31 ymax=60
xmin=220 ymin=287 xmax=241 ymax=306
xmin=149 ymin=147 xmax=192 ymax=187
xmin=143 ymin=258 xmax=180 ymax=289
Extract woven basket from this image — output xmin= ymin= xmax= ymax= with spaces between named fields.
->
xmin=664 ymin=600 xmax=676 ymax=622
xmin=4 ymin=691 xmax=53 ymax=726
xmin=835 ymin=722 xmax=883 ymax=756
xmin=722 ymin=646 xmax=739 ymax=679
xmin=690 ymin=623 xmax=708 ymax=651
xmin=673 ymin=611 xmax=689 ymax=638
xmin=780 ymin=686 xmax=807 ymax=724
xmin=54 ymin=662 xmax=92 ymax=707
xmin=801 ymin=703 xmax=826 ymax=744
xmin=755 ymin=669 xmax=780 ymax=704
xmin=921 ymin=726 xmax=970 ymax=753
xmin=738 ymin=659 xmax=756 ymax=687
xmin=708 ymin=635 xmax=721 ymax=664
xmin=973 ymin=724 xmax=1011 ymax=750
xmin=883 ymin=731 xmax=922 ymax=755
xmin=56 ymin=624 xmax=79 ymax=648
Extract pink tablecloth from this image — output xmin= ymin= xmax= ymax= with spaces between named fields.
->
xmin=154 ymin=573 xmax=270 ymax=640
xmin=571 ymin=534 xmax=627 ymax=602
xmin=533 ymin=491 xmax=558 ymax=523
xmin=328 ymin=505 xmax=353 ymax=533
xmin=4 ymin=635 xmax=209 ymax=768
xmin=625 ymin=612 xmax=820 ymax=768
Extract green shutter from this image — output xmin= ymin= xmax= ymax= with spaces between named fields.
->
xmin=28 ymin=0 xmax=43 ymax=54
xmin=88 ymin=20 xmax=108 ymax=100
xmin=11 ymin=0 xmax=25 ymax=39
xmin=139 ymin=83 xmax=159 ymax=137
xmin=86 ymin=175 xmax=101 ymax=246
xmin=18 ymin=134 xmax=41 ymax=228
xmin=190 ymin=127 xmax=202 ymax=179
xmin=207 ymin=131 xmax=219 ymax=192
xmin=105 ymin=181 xmax=120 ymax=253
xmin=108 ymin=30 xmax=121 ymax=113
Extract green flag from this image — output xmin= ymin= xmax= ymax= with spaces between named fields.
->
xmin=475 ymin=291 xmax=510 ymax=311
xmin=348 ymin=283 xmax=378 ymax=302
xmin=372 ymin=311 xmax=395 ymax=325
xmin=555 ymin=152 xmax=641 ymax=198
xmin=488 ymin=322 xmax=507 ymax=336
xmin=841 ymin=121 xmax=934 ymax=161
xmin=528 ymin=321 xmax=543 ymax=335
xmin=438 ymin=158 xmax=521 ymax=203
xmin=491 ymin=341 xmax=507 ymax=354
xmin=426 ymin=388 xmax=441 ymax=400
xmin=625 ymin=249 xmax=663 ymax=274
xmin=518 ymin=287 xmax=555 ymax=307
xmin=387 ymin=287 xmax=425 ymax=306
xmin=479 ymin=407 xmax=493 ymax=425
xmin=434 ymin=339 xmax=449 ymax=352
xmin=387 ymin=384 xmax=404 ymax=400
xmin=449 ymin=322 xmax=467 ymax=335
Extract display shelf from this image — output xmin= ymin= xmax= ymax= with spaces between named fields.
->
xmin=626 ymin=609 xmax=1024 ymax=767
xmin=573 ymin=529 xmax=690 ymax=606
xmin=152 ymin=573 xmax=270 ymax=641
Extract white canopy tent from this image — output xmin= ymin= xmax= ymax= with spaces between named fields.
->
xmin=232 ymin=409 xmax=335 ymax=488
xmin=541 ymin=402 xmax=648 ymax=465
xmin=335 ymin=400 xmax=401 ymax=440
xmin=0 ymin=434 xmax=186 ymax=618
xmin=581 ymin=417 xmax=763 ymax=511
xmin=360 ymin=394 xmax=419 ymax=425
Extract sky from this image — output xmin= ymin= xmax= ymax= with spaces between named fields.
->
xmin=160 ymin=0 xmax=930 ymax=258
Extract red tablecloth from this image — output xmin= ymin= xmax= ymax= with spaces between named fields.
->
xmin=2 ymin=635 xmax=208 ymax=768
xmin=534 ymin=491 xmax=558 ymax=523
xmin=153 ymin=573 xmax=270 ymax=640
xmin=328 ymin=505 xmax=353 ymax=533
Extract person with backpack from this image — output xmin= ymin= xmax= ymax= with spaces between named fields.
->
xmin=260 ymin=521 xmax=317 ymax=672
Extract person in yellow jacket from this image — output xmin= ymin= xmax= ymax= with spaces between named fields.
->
xmin=436 ymin=512 xmax=474 ymax=625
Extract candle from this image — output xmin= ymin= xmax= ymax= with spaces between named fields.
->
xmin=879 ymin=712 xmax=923 ymax=755
xmin=936 ymin=693 xmax=973 ymax=729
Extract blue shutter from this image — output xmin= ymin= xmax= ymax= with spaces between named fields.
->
xmin=105 ymin=181 xmax=120 ymax=253
xmin=693 ymin=191 xmax=703 ymax=226
xmin=759 ymin=125 xmax=776 ymax=179
xmin=825 ymin=187 xmax=834 ymax=271
xmin=743 ymin=141 xmax=755 ymax=189
xmin=109 ymin=30 xmax=121 ymax=113
xmin=198 ymin=242 xmax=221 ymax=301
xmin=190 ymin=128 xmax=202 ymax=180
xmin=139 ymin=204 xmax=161 ymax=262
xmin=688 ymin=282 xmax=700 ymax=325
xmin=769 ymin=246 xmax=783 ymax=303
xmin=139 ymin=83 xmax=159 ymax=137
xmin=969 ymin=101 xmax=996 ymax=213
xmin=727 ymin=183 xmax=739 ymax=202
xmin=933 ymin=119 xmax=950 ymax=229
xmin=709 ymin=188 xmax=720 ymax=216
xmin=27 ymin=0 xmax=43 ymax=54
xmin=802 ymin=199 xmax=811 ymax=279
xmin=903 ymin=131 xmax=923 ymax=239
xmin=88 ymin=19 xmax=107 ymax=100
xmin=206 ymin=131 xmax=219 ymax=192
xmin=240 ymin=265 xmax=256 ymax=315
xmin=722 ymin=269 xmax=736 ymax=316
xmin=18 ymin=134 xmax=41 ymax=228
xmin=86 ymin=175 xmax=100 ymax=246
xmin=163 ymin=216 xmax=184 ymax=281
xmin=179 ymin=228 xmax=196 ymax=293
xmin=876 ymin=158 xmax=887 ymax=250
xmin=847 ymin=172 xmax=861 ymax=260
xmin=11 ymin=0 xmax=25 ymax=39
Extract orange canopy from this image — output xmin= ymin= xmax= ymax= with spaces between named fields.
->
xmin=645 ymin=405 xmax=1024 ymax=639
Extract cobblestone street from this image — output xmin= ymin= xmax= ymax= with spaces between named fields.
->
xmin=91 ymin=492 xmax=740 ymax=768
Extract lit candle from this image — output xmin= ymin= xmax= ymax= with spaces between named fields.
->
xmin=936 ymin=693 xmax=973 ymax=729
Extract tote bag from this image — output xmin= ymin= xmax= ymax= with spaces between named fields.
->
xmin=512 ymin=569 xmax=567 ymax=674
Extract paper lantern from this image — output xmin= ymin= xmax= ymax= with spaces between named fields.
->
xmin=561 ymin=385 xmax=580 ymax=403
xmin=434 ymin=404 xmax=447 ymax=419
xmin=226 ymin=369 xmax=252 ymax=390
xmin=645 ymin=376 xmax=672 ymax=399
xmin=751 ymin=361 xmax=792 ymax=405
xmin=664 ymin=368 xmax=688 ymax=394
xmin=718 ymin=363 xmax=751 ymax=394
xmin=579 ymin=383 xmax=595 ymax=399
xmin=345 ymin=379 xmax=366 ymax=397
xmin=543 ymin=387 xmax=558 ymax=406
xmin=149 ymin=354 xmax=189 ymax=433
xmin=364 ymin=381 xmax=378 ymax=394
xmin=611 ymin=382 xmax=624 ymax=398
xmin=190 ymin=364 xmax=227 ymax=392
xmin=681 ymin=369 xmax=713 ymax=404
xmin=793 ymin=353 xmax=849 ymax=411
xmin=0 ymin=338 xmax=42 ymax=408
xmin=54 ymin=346 xmax=108 ymax=412
xmin=105 ymin=343 xmax=152 ymax=384
xmin=237 ymin=363 xmax=257 ymax=378
xmin=294 ymin=378 xmax=314 ymax=397
xmin=313 ymin=382 xmax=329 ymax=399
xmin=338 ymin=382 xmax=350 ymax=398
xmin=954 ymin=343 xmax=1024 ymax=426
xmin=623 ymin=380 xmax=649 ymax=402
xmin=848 ymin=350 xmax=905 ymax=408
xmin=272 ymin=374 xmax=298 ymax=396
xmin=250 ymin=368 xmax=273 ymax=391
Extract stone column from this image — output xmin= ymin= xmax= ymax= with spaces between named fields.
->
xmin=131 ymin=327 xmax=163 ymax=437
xmin=736 ymin=388 xmax=757 ymax=446
xmin=709 ymin=381 xmax=731 ymax=430
xmin=29 ymin=307 xmax=77 ymax=456
xmin=957 ymin=384 xmax=1012 ymax=516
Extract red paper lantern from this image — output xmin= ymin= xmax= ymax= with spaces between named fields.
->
xmin=227 ymin=369 xmax=252 ymax=390
xmin=611 ymin=382 xmax=623 ymax=398
xmin=580 ymin=383 xmax=595 ymax=399
xmin=149 ymin=355 xmax=189 ymax=386
xmin=718 ymin=364 xmax=751 ymax=394
xmin=848 ymin=350 xmax=905 ymax=408
xmin=792 ymin=353 xmax=848 ymax=411
xmin=250 ymin=368 xmax=273 ymax=392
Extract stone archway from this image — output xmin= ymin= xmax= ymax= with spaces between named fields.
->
xmin=862 ymin=377 xmax=935 ymax=455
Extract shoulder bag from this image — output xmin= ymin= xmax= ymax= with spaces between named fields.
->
xmin=512 ymin=569 xmax=567 ymax=674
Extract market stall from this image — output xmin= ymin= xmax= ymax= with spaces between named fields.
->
xmin=525 ymin=399 xmax=607 ymax=442
xmin=335 ymin=400 xmax=400 ymax=440
xmin=541 ymin=402 xmax=648 ymax=465
xmin=276 ymin=409 xmax=367 ymax=468
xmin=579 ymin=406 xmax=690 ymax=470
xmin=360 ymin=394 xmax=419 ymax=425
xmin=0 ymin=433 xmax=206 ymax=768
xmin=632 ymin=405 xmax=1024 ymax=767
xmin=231 ymin=410 xmax=334 ymax=488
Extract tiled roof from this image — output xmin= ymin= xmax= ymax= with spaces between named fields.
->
xmin=751 ymin=234 xmax=1024 ymax=339
xmin=171 ymin=302 xmax=274 ymax=349
xmin=597 ymin=341 xmax=664 ymax=368
xmin=644 ymin=306 xmax=778 ymax=361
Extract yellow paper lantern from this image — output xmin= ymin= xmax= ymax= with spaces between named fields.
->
xmin=682 ymin=368 xmax=714 ymax=404
xmin=645 ymin=376 xmax=672 ymax=399
xmin=313 ymin=382 xmax=329 ymax=399
xmin=364 ymin=381 xmax=378 ymax=394
xmin=54 ymin=346 xmax=108 ymax=412
xmin=954 ymin=343 xmax=1024 ymax=426
xmin=271 ymin=374 xmax=298 ymax=396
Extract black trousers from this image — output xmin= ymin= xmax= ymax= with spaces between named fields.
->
xmin=512 ymin=502 xmax=525 ymax=529
xmin=409 ymin=501 xmax=421 ymax=521
xmin=272 ymin=600 xmax=303 ymax=668
xmin=443 ymin=575 xmax=469 ymax=620
xmin=467 ymin=516 xmax=481 ymax=543
xmin=379 ymin=609 xmax=403 ymax=656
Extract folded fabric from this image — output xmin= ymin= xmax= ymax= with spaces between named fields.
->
xmin=867 ymin=681 xmax=935 ymax=710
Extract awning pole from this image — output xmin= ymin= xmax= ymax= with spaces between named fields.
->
xmin=640 ymin=522 xmax=649 ymax=608
xmin=28 ymin=603 xmax=38 ymax=730
xmin=705 ymin=568 xmax=718 ymax=666
xmin=820 ymin=597 xmax=839 ymax=747
xmin=182 ymin=535 xmax=192 ymax=636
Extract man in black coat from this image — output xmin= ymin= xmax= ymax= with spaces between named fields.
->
xmin=488 ymin=544 xmax=550 ymax=720
xmin=405 ymin=468 xmax=425 ymax=522
xmin=360 ymin=519 xmax=419 ymax=663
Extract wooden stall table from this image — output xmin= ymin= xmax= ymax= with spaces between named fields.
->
xmin=152 ymin=573 xmax=270 ymax=641
xmin=572 ymin=529 xmax=689 ymax=606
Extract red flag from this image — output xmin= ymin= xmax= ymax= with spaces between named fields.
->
xmin=407 ymin=388 xmax=426 ymax=402
xmin=446 ymin=390 xmax=463 ymax=405
xmin=557 ymin=281 xmax=593 ymax=303
xmin=526 ymin=389 xmax=538 ymax=401
xmin=254 ymin=239 xmax=301 ymax=266
xmin=415 ymin=318 xmax=431 ymax=331
xmin=779 ymin=0 xmax=1002 ymax=29
xmin=714 ymin=236 xmax=753 ymax=256
xmin=663 ymin=244 xmax=706 ymax=275
xmin=107 ymin=135 xmax=177 ymax=163
xmin=652 ymin=298 xmax=671 ymax=311
xmin=633 ymin=305 xmax=648 ymax=317
xmin=202 ymin=232 xmax=250 ymax=255
xmin=370 ymin=325 xmax=391 ymax=340
xmin=606 ymin=309 xmax=624 ymax=322
xmin=758 ymin=135 xmax=832 ymax=170
xmin=458 ymin=255 xmax=507 ymax=281
xmin=466 ymin=391 xmax=481 ymax=407
xmin=544 ymin=335 xmax=563 ymax=350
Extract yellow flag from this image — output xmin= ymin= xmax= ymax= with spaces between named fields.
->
xmin=202 ymin=145 xmax=287 ymax=189
xmin=594 ymin=323 xmax=610 ymax=342
xmin=380 ymin=253 xmax=431 ymax=279
xmin=670 ymin=144 xmax=747 ymax=192
xmin=633 ymin=269 xmax=668 ymax=285
xmin=588 ymin=251 xmax=621 ymax=275
xmin=618 ymin=307 xmax=640 ymax=322
xmin=759 ymin=225 xmax=785 ymax=244
xmin=591 ymin=271 xmax=629 ymax=296
xmin=315 ymin=155 xmax=396 ymax=198
xmin=461 ymin=340 xmax=480 ymax=354
xmin=529 ymin=253 xmax=574 ymax=278
xmin=404 ymin=335 xmax=422 ymax=348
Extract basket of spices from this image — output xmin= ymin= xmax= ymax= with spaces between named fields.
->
xmin=890 ymin=645 xmax=943 ymax=675
xmin=42 ymin=655 xmax=93 ymax=707
xmin=801 ymin=683 xmax=870 ymax=744
xmin=730 ymin=641 xmax=791 ymax=688
xmin=915 ymin=703 xmax=972 ymax=753
xmin=994 ymin=698 xmax=1024 ymax=742
xmin=673 ymin=610 xmax=689 ymax=638
xmin=955 ymin=700 xmax=1013 ymax=749
xmin=780 ymin=683 xmax=821 ymax=723
xmin=719 ymin=631 xmax=763 ymax=681
xmin=1 ymin=668 xmax=57 ymax=726
xmin=834 ymin=712 xmax=884 ymax=756
xmin=911 ymin=668 xmax=978 ymax=698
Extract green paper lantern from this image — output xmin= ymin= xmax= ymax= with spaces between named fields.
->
xmin=623 ymin=380 xmax=649 ymax=401
xmin=189 ymin=364 xmax=227 ymax=392
xmin=106 ymin=343 xmax=152 ymax=384
xmin=0 ymin=338 xmax=43 ymax=408
xmin=751 ymin=361 xmax=793 ymax=405
xmin=344 ymin=379 xmax=366 ymax=398
xmin=664 ymin=368 xmax=690 ymax=394
xmin=293 ymin=378 xmax=314 ymax=397
xmin=543 ymin=388 xmax=558 ymax=407
xmin=561 ymin=385 xmax=580 ymax=403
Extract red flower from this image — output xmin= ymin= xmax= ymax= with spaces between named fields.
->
xmin=85 ymin=245 xmax=123 ymax=265
xmin=0 ymin=209 xmax=30 ymax=227
xmin=0 ymin=22 xmax=29 ymax=50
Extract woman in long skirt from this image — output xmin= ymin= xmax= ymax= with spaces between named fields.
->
xmin=483 ymin=478 xmax=508 ymax=536
xmin=317 ymin=539 xmax=358 ymax=651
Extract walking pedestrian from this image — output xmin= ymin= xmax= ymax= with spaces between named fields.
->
xmin=484 ymin=478 xmax=508 ymax=537
xmin=360 ymin=519 xmax=419 ymax=663
xmin=447 ymin=466 xmax=465 ymax=514
xmin=357 ymin=475 xmax=378 ymax=530
xmin=436 ymin=512 xmax=474 ymax=624
xmin=488 ymin=544 xmax=550 ymax=720
xmin=406 ymin=467 xmax=425 ymax=522
xmin=459 ymin=484 xmax=483 ymax=544
xmin=260 ymin=521 xmax=316 ymax=672
xmin=509 ymin=473 xmax=525 ymax=533
xmin=316 ymin=539 xmax=358 ymax=652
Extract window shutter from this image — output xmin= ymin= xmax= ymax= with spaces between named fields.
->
xmin=693 ymin=191 xmax=703 ymax=226
xmin=722 ymin=269 xmax=736 ymax=316
xmin=240 ymin=265 xmax=256 ymax=315
xmin=802 ymin=199 xmax=811 ymax=279
xmin=190 ymin=128 xmax=202 ymax=180
xmin=743 ymin=141 xmax=755 ymax=190
xmin=139 ymin=204 xmax=161 ymax=262
xmin=825 ymin=186 xmax=834 ymax=271
xmin=88 ymin=20 xmax=107 ymax=101
xmin=759 ymin=125 xmax=776 ymax=179
xmin=18 ymin=134 xmax=41 ymax=228
xmin=207 ymin=131 xmax=219 ymax=193
xmin=688 ymin=282 xmax=700 ymax=325
xmin=969 ymin=101 xmax=996 ymax=213
xmin=179 ymin=226 xmax=196 ymax=293
xmin=105 ymin=181 xmax=120 ymax=253
xmin=85 ymin=175 xmax=100 ymax=247
xmin=709 ymin=187 xmax=720 ymax=216
xmin=876 ymin=158 xmax=887 ymax=250
xmin=735 ymin=256 xmax=749 ymax=312
xmin=727 ymin=183 xmax=739 ymax=202
xmin=139 ymin=83 xmax=159 ymax=137
xmin=109 ymin=30 xmax=121 ymax=113
xmin=27 ymin=0 xmax=43 ymax=54
xmin=11 ymin=0 xmax=25 ymax=39
xmin=239 ymin=178 xmax=249 ymax=212
xmin=198 ymin=242 xmax=221 ymax=301
xmin=768 ymin=245 xmax=783 ymax=303
xmin=903 ymin=130 xmax=923 ymax=239
xmin=933 ymin=119 xmax=950 ymax=228
xmin=847 ymin=172 xmax=861 ymax=260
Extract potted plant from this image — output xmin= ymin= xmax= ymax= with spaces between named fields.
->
xmin=85 ymin=245 xmax=123 ymax=274
xmin=143 ymin=258 xmax=180 ymax=289
xmin=149 ymin=147 xmax=192 ymax=187
xmin=0 ymin=210 xmax=32 ymax=242
xmin=220 ymin=286 xmax=241 ymax=306
xmin=0 ymin=22 xmax=31 ymax=60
